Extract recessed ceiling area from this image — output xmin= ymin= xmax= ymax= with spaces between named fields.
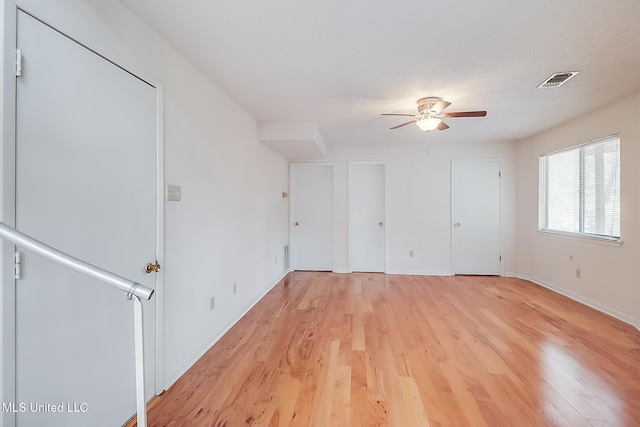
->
xmin=259 ymin=122 xmax=327 ymax=161
xmin=120 ymin=0 xmax=640 ymax=150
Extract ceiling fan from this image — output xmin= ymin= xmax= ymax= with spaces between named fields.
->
xmin=381 ymin=97 xmax=487 ymax=132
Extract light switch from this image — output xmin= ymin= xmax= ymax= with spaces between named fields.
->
xmin=167 ymin=184 xmax=181 ymax=201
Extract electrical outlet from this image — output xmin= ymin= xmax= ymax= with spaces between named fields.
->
xmin=233 ymin=283 xmax=237 ymax=294
xmin=209 ymin=296 xmax=215 ymax=311
xmin=167 ymin=184 xmax=181 ymax=201
xmin=576 ymin=269 xmax=581 ymax=279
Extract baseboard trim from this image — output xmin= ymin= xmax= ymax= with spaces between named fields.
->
xmin=386 ymin=270 xmax=454 ymax=276
xmin=123 ymin=393 xmax=165 ymax=427
xmin=162 ymin=270 xmax=291 ymax=390
xmin=516 ymin=273 xmax=640 ymax=332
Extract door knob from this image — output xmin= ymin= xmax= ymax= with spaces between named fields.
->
xmin=454 ymin=222 xmax=462 ymax=227
xmin=145 ymin=260 xmax=161 ymax=274
xmin=294 ymin=221 xmax=300 ymax=226
xmin=378 ymin=222 xmax=384 ymax=227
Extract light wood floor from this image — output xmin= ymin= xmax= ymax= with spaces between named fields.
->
xmin=143 ymin=272 xmax=640 ymax=426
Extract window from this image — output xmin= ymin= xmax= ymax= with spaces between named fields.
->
xmin=539 ymin=135 xmax=620 ymax=241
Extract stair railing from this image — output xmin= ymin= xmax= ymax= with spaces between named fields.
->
xmin=0 ymin=221 xmax=153 ymax=427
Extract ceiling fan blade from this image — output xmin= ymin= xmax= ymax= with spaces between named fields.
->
xmin=381 ymin=113 xmax=417 ymax=117
xmin=443 ymin=111 xmax=487 ymax=118
xmin=430 ymin=101 xmax=451 ymax=114
xmin=437 ymin=121 xmax=450 ymax=131
xmin=390 ymin=120 xmax=417 ymax=129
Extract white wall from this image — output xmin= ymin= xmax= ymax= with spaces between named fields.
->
xmin=326 ymin=140 xmax=517 ymax=275
xmin=515 ymin=91 xmax=640 ymax=328
xmin=2 ymin=0 xmax=289 ymax=405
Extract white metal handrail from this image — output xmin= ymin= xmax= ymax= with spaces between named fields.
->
xmin=0 ymin=221 xmax=153 ymax=300
xmin=0 ymin=221 xmax=153 ymax=426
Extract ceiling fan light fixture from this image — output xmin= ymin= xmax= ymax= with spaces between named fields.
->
xmin=382 ymin=97 xmax=486 ymax=132
xmin=416 ymin=117 xmax=441 ymax=132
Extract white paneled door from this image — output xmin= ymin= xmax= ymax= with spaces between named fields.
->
xmin=290 ymin=164 xmax=333 ymax=271
xmin=349 ymin=162 xmax=386 ymax=272
xmin=452 ymin=160 xmax=501 ymax=275
xmin=15 ymin=11 xmax=157 ymax=426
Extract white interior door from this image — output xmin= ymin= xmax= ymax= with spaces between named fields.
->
xmin=15 ymin=11 xmax=157 ymax=426
xmin=290 ymin=164 xmax=333 ymax=271
xmin=452 ymin=160 xmax=501 ymax=275
xmin=349 ymin=162 xmax=386 ymax=272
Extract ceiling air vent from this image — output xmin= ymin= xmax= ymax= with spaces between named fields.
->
xmin=537 ymin=71 xmax=579 ymax=88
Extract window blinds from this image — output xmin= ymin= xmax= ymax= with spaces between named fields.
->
xmin=540 ymin=135 xmax=620 ymax=240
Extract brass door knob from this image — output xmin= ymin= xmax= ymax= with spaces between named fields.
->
xmin=454 ymin=222 xmax=462 ymax=227
xmin=379 ymin=222 xmax=384 ymax=227
xmin=294 ymin=221 xmax=300 ymax=226
xmin=145 ymin=260 xmax=161 ymax=274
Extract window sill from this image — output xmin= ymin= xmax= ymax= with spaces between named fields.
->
xmin=537 ymin=229 xmax=623 ymax=247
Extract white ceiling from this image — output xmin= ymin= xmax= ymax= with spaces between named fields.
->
xmin=121 ymin=0 xmax=640 ymax=150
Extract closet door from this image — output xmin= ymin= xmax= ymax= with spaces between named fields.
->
xmin=290 ymin=164 xmax=333 ymax=271
xmin=451 ymin=159 xmax=501 ymax=275
xmin=349 ymin=162 xmax=386 ymax=272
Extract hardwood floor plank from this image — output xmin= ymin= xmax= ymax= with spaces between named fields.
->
xmin=329 ymin=366 xmax=351 ymax=426
xmin=405 ymin=349 xmax=467 ymax=427
xmin=439 ymin=360 xmax=490 ymax=427
xmin=398 ymin=376 xmax=430 ymax=427
xmin=310 ymin=339 xmax=340 ymax=427
xmin=542 ymin=382 xmax=593 ymax=427
xmin=142 ymin=272 xmax=640 ymax=426
xmin=269 ymin=376 xmax=300 ymax=427
xmin=348 ymin=350 xmax=368 ymax=427
xmin=364 ymin=349 xmax=385 ymax=402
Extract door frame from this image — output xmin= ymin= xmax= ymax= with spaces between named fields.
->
xmin=289 ymin=162 xmax=335 ymax=272
xmin=348 ymin=161 xmax=388 ymax=273
xmin=450 ymin=158 xmax=503 ymax=276
xmin=1 ymin=6 xmax=165 ymax=425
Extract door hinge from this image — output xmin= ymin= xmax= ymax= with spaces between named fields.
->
xmin=15 ymin=251 xmax=21 ymax=279
xmin=16 ymin=48 xmax=22 ymax=77
xmin=498 ymin=171 xmax=501 ymax=177
xmin=499 ymin=255 xmax=502 ymax=261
